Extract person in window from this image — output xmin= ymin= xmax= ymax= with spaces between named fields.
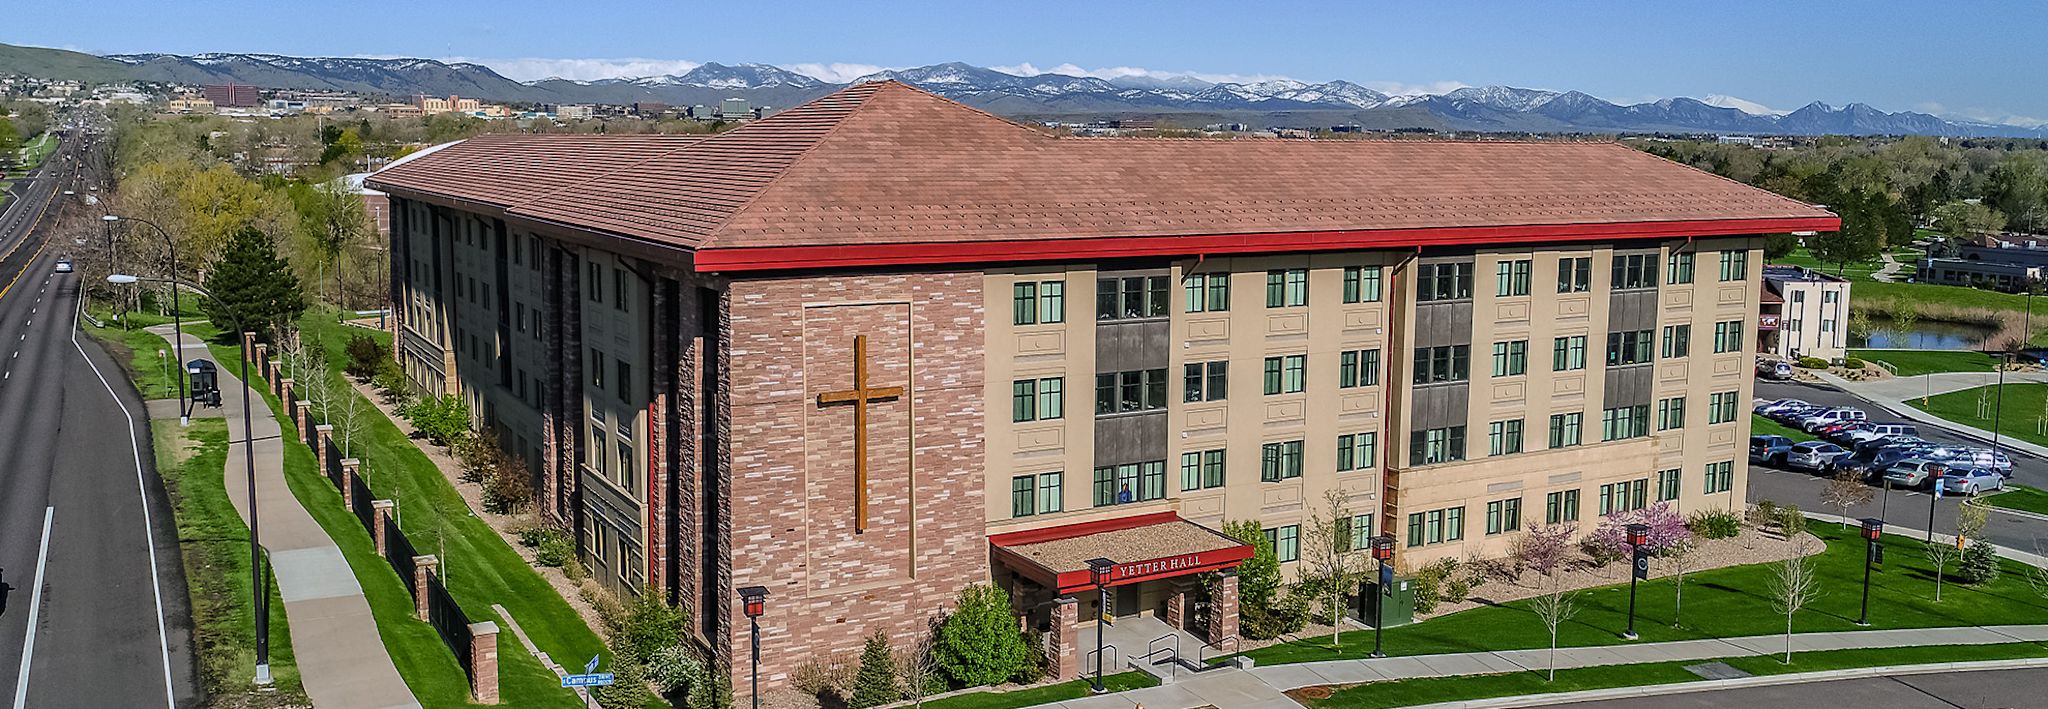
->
xmin=1117 ymin=484 xmax=1134 ymax=505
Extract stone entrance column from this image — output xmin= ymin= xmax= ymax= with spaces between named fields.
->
xmin=1164 ymin=581 xmax=1189 ymax=630
xmin=1047 ymin=597 xmax=1081 ymax=680
xmin=1207 ymin=571 xmax=1239 ymax=646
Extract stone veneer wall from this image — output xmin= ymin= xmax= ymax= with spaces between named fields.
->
xmin=723 ymin=271 xmax=989 ymax=697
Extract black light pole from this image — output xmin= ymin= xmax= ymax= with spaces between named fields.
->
xmin=104 ymin=214 xmax=188 ymax=424
xmin=1623 ymin=523 xmax=1649 ymax=640
xmin=738 ymin=586 xmax=768 ymax=709
xmin=1086 ymin=557 xmax=1115 ymax=694
xmin=110 ymin=274 xmax=269 ymax=684
xmin=1369 ymin=535 xmax=1395 ymax=658
xmin=1993 ymin=351 xmax=2009 ymax=456
xmin=1857 ymin=517 xmax=1884 ymax=626
xmin=1927 ymin=465 xmax=1945 ymax=544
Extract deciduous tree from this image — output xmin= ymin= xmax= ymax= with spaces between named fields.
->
xmin=1769 ymin=535 xmax=1822 ymax=663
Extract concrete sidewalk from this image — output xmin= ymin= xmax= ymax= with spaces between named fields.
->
xmin=148 ymin=326 xmax=420 ymax=709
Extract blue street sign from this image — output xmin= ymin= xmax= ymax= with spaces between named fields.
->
xmin=1378 ymin=564 xmax=1393 ymax=590
xmin=562 ymin=673 xmax=616 ymax=688
xmin=585 ymin=655 xmax=601 ymax=674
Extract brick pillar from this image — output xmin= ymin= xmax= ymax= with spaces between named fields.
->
xmin=242 ymin=332 xmax=257 ymax=366
xmin=468 ymin=622 xmax=500 ymax=704
xmin=1164 ymin=582 xmax=1187 ymax=630
xmin=315 ymin=425 xmax=334 ymax=470
xmin=1208 ymin=572 xmax=1240 ymax=646
xmin=252 ymin=342 xmax=267 ymax=374
xmin=371 ymin=500 xmax=396 ymax=555
xmin=278 ymin=378 xmax=293 ymax=407
xmin=295 ymin=400 xmax=312 ymax=434
xmin=413 ymin=555 xmax=439 ymax=620
xmin=340 ymin=459 xmax=361 ymax=506
xmin=1049 ymin=597 xmax=1081 ymax=680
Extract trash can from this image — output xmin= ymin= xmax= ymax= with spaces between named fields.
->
xmin=1358 ymin=576 xmax=1417 ymax=628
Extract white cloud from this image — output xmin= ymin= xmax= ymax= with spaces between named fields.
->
xmin=1357 ymin=80 xmax=1472 ymax=97
xmin=783 ymin=62 xmax=894 ymax=83
xmin=447 ymin=56 xmax=704 ymax=82
xmin=1702 ymin=94 xmax=1785 ymax=116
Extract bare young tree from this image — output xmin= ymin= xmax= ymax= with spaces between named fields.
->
xmin=1303 ymin=488 xmax=1368 ymax=648
xmin=334 ymin=389 xmax=368 ymax=458
xmin=898 ymin=615 xmax=943 ymax=708
xmin=1665 ymin=539 xmax=1699 ymax=627
xmin=1769 ymin=535 xmax=1822 ymax=663
xmin=1959 ymin=498 xmax=1990 ymax=542
xmin=1925 ymin=537 xmax=1959 ymax=602
xmin=1527 ymin=574 xmax=1579 ymax=682
xmin=1516 ymin=523 xmax=1578 ymax=681
xmin=1821 ymin=469 xmax=1874 ymax=527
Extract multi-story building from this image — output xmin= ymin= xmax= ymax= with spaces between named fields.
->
xmin=368 ymin=81 xmax=1835 ymax=700
xmin=202 ymin=82 xmax=260 ymax=107
xmin=1919 ymin=232 xmax=2048 ymax=292
xmin=1759 ymin=265 xmax=1852 ymax=360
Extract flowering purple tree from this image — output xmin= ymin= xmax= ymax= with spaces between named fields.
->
xmin=1589 ymin=503 xmax=1694 ymax=561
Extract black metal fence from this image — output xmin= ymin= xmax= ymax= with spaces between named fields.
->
xmin=426 ymin=573 xmax=473 ymax=677
xmin=350 ymin=475 xmax=375 ymax=533
xmin=324 ymin=438 xmax=344 ymax=489
xmin=388 ymin=520 xmax=418 ymax=596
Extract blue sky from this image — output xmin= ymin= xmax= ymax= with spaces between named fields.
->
xmin=10 ymin=0 xmax=2042 ymax=124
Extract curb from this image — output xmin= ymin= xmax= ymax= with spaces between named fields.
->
xmin=1395 ymin=656 xmax=2048 ymax=708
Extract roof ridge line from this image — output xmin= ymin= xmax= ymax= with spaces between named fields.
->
xmin=1614 ymin=142 xmax=1828 ymax=215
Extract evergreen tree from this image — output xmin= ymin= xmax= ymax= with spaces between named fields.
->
xmin=201 ymin=225 xmax=306 ymax=338
xmin=933 ymin=584 xmax=1029 ymax=688
xmin=850 ymin=630 xmax=899 ymax=709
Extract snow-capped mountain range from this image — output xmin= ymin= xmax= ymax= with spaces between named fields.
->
xmin=16 ymin=45 xmax=2035 ymax=137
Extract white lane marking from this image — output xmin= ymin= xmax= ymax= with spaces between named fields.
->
xmin=69 ymin=291 xmax=177 ymax=708
xmin=12 ymin=507 xmax=54 ymax=709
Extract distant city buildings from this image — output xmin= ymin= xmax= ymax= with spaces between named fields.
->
xmin=554 ymin=104 xmax=594 ymax=120
xmin=203 ymin=83 xmax=261 ymax=107
xmin=1918 ymin=232 xmax=2048 ymax=292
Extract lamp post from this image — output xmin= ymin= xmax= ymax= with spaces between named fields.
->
xmin=104 ymin=214 xmax=188 ymax=424
xmin=1857 ymin=517 xmax=1884 ymax=626
xmin=1369 ymin=535 xmax=1395 ymax=658
xmin=1623 ymin=523 xmax=1649 ymax=640
xmin=738 ymin=585 xmax=768 ymax=709
xmin=1993 ymin=350 xmax=2009 ymax=457
xmin=1086 ymin=557 xmax=1115 ymax=694
xmin=1927 ymin=464 xmax=1946 ymax=544
xmin=109 ymin=273 xmax=269 ymax=685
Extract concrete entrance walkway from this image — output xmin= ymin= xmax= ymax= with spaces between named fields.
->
xmin=1031 ymin=624 xmax=2048 ymax=709
xmin=1091 ymin=615 xmax=1213 ymax=681
xmin=147 ymin=326 xmax=420 ymax=709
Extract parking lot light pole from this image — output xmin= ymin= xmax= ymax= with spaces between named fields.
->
xmin=1858 ymin=518 xmax=1884 ymax=626
xmin=1927 ymin=466 xmax=1944 ymax=544
xmin=1370 ymin=535 xmax=1395 ymax=658
xmin=1623 ymin=523 xmax=1649 ymax=640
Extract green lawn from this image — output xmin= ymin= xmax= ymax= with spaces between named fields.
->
xmin=1983 ymin=485 xmax=2048 ymax=517
xmin=1770 ymin=247 xmax=1903 ymax=282
xmin=1856 ymin=279 xmax=2039 ymax=313
xmin=923 ymin=672 xmax=1158 ymax=709
xmin=1751 ymin=413 xmax=1814 ymax=442
xmin=85 ymin=317 xmax=186 ymax=400
xmin=153 ymin=418 xmax=308 ymax=704
xmin=1908 ymin=383 xmax=2048 ymax=452
xmin=1850 ymin=349 xmax=1999 ymax=378
xmin=203 ymin=313 xmax=601 ymax=707
xmin=20 ymin=133 xmax=56 ymax=169
xmin=1303 ymin=641 xmax=2048 ymax=708
xmin=1244 ymin=520 xmax=2048 ymax=666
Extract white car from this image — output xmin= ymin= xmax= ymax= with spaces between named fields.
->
xmin=54 ymin=259 xmax=73 ymax=273
xmin=1800 ymin=407 xmax=1867 ymax=432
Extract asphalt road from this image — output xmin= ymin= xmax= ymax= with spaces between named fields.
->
xmin=0 ymin=136 xmax=200 ymax=708
xmin=1558 ymin=666 xmax=2048 ymax=708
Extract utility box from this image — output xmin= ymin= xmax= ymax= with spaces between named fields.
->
xmin=1358 ymin=577 xmax=1417 ymax=628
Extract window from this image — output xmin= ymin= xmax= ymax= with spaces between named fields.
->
xmin=1184 ymin=361 xmax=1228 ymax=402
xmin=1601 ymin=404 xmax=1650 ymax=441
xmin=1496 ymin=259 xmax=1532 ymax=296
xmin=617 ymin=361 xmax=632 ymax=401
xmin=1661 ymin=324 xmax=1691 ymax=358
xmin=1718 ymin=249 xmax=1749 ymax=281
xmin=1012 ymin=377 xmax=1064 ymax=422
xmin=1713 ymin=321 xmax=1745 ymax=353
xmin=614 ymin=267 xmax=628 ymax=311
xmin=1350 ymin=514 xmax=1376 ymax=551
xmin=1095 ymin=370 xmax=1168 ymax=415
xmin=1709 ymin=391 xmax=1738 ymax=424
xmin=1606 ymin=330 xmax=1653 ymax=366
xmin=591 ymin=425 xmax=607 ymax=473
xmin=1092 ymin=461 xmax=1166 ymax=506
xmin=515 ymin=303 xmax=526 ymax=333
xmin=1265 ymin=269 xmax=1308 ymax=307
xmin=1406 ymin=506 xmax=1466 ymax=547
xmin=1705 ymin=461 xmax=1735 ymax=494
xmin=1037 ymin=472 xmax=1064 ymax=514
xmin=1266 ymin=525 xmax=1301 ymax=563
xmin=590 ymin=349 xmax=606 ymax=390
xmin=1557 ymin=256 xmax=1592 ymax=293
xmin=1599 ymin=479 xmax=1650 ymax=515
xmin=1657 ymin=396 xmax=1687 ymax=430
xmin=588 ymin=261 xmax=603 ymax=303
xmin=1344 ymin=266 xmax=1383 ymax=303
xmin=1488 ymin=419 xmax=1525 ymax=456
xmin=1184 ymin=273 xmax=1230 ymax=312
xmin=1486 ymin=498 xmax=1523 ymax=535
xmin=1657 ymin=468 xmax=1682 ymax=502
xmin=1611 ymin=253 xmax=1658 ymax=290
xmin=1038 ymin=281 xmax=1065 ymax=323
xmin=1261 ymin=440 xmax=1305 ymax=481
xmin=1338 ymin=432 xmax=1378 ymax=471
xmin=1263 ymin=354 xmax=1307 ymax=394
xmin=1409 ymin=426 xmax=1466 ymax=465
xmin=1412 ymin=345 xmax=1471 ymax=385
xmin=1548 ymin=412 xmax=1583 ymax=448
xmin=1417 ymin=262 xmax=1474 ymax=301
xmin=1181 ymin=449 xmax=1226 ymax=491
xmin=1013 ymin=282 xmax=1038 ymax=325
xmin=1667 ymin=251 xmax=1695 ymax=284
xmin=1546 ymin=490 xmax=1581 ymax=524
xmin=1552 ymin=335 xmax=1587 ymax=371
xmin=1339 ymin=349 xmax=1381 ymax=388
xmin=1492 ymin=340 xmax=1528 ymax=377
xmin=1012 ymin=475 xmax=1036 ymax=517
xmin=1096 ymin=275 xmax=1170 ymax=321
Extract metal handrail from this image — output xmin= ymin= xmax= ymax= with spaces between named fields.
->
xmin=1145 ymin=633 xmax=1181 ymax=680
xmin=1198 ymin=635 xmax=1240 ymax=665
xmin=1083 ymin=646 xmax=1120 ymax=675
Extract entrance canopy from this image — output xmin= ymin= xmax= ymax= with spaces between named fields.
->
xmin=990 ymin=512 xmax=1253 ymax=595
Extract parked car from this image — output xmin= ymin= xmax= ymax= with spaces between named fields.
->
xmin=1769 ymin=404 xmax=1825 ymax=424
xmin=1940 ymin=467 xmax=2007 ymax=496
xmin=1787 ymin=441 xmax=1853 ymax=472
xmin=1757 ymin=360 xmax=1794 ymax=380
xmin=1855 ymin=434 xmax=1926 ymax=454
xmin=1941 ymin=448 xmax=2015 ymax=477
xmin=1816 ymin=421 xmax=1868 ymax=441
xmin=1882 ymin=459 xmax=1951 ymax=489
xmin=1751 ymin=435 xmax=1797 ymax=467
xmin=1800 ymin=407 xmax=1868 ymax=432
xmin=1842 ymin=423 xmax=1919 ymax=445
xmin=1755 ymin=398 xmax=1808 ymax=416
xmin=1837 ymin=447 xmax=1924 ymax=479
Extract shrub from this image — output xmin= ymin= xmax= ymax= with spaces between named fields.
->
xmin=792 ymin=658 xmax=855 ymax=702
xmin=851 ymin=630 xmax=900 ymax=709
xmin=482 ymin=466 xmax=535 ymax=514
xmin=401 ymin=393 xmax=471 ymax=447
xmin=1588 ymin=503 xmax=1695 ymax=560
xmin=689 ymin=666 xmax=732 ymax=709
xmin=344 ymin=334 xmax=385 ymax=380
xmin=1687 ymin=510 xmax=1743 ymax=540
xmin=1751 ymin=500 xmax=1781 ymax=529
xmin=591 ymin=655 xmax=653 ymax=709
xmin=934 ymin=584 xmax=1031 ymax=688
xmin=604 ymin=594 xmax=690 ymax=665
xmin=1796 ymin=356 xmax=1829 ymax=369
xmin=1843 ymin=356 xmax=1867 ymax=369
xmin=371 ymin=367 xmax=407 ymax=398
xmin=1245 ymin=586 xmax=1311 ymax=638
xmin=1410 ymin=558 xmax=1464 ymax=614
xmin=531 ymin=529 xmax=574 ymax=567
xmin=1958 ymin=539 xmax=2002 ymax=585
xmin=646 ymin=644 xmax=704 ymax=696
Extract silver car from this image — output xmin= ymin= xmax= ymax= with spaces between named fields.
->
xmin=1882 ymin=459 xmax=1951 ymax=489
xmin=1786 ymin=441 xmax=1852 ymax=472
xmin=1940 ymin=467 xmax=2006 ymax=496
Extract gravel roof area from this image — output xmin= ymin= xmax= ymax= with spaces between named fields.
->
xmin=1006 ymin=520 xmax=1241 ymax=573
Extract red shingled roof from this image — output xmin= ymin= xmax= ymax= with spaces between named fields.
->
xmin=368 ymin=81 xmax=1838 ymax=271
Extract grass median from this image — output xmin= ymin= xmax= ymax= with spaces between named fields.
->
xmin=1751 ymin=413 xmax=1814 ymax=442
xmin=923 ymin=671 xmax=1157 ymax=709
xmin=1910 ymin=382 xmax=2048 ymax=450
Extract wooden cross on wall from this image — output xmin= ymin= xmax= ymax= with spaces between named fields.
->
xmin=816 ymin=335 xmax=904 ymax=534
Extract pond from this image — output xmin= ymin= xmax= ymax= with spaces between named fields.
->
xmin=1850 ymin=317 xmax=1997 ymax=350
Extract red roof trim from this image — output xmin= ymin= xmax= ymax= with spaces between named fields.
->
xmin=694 ymin=216 xmax=1840 ymax=273
xmin=988 ymin=511 xmax=1184 ymax=548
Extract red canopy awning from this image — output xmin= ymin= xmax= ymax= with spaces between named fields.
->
xmin=989 ymin=512 xmax=1254 ymax=594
